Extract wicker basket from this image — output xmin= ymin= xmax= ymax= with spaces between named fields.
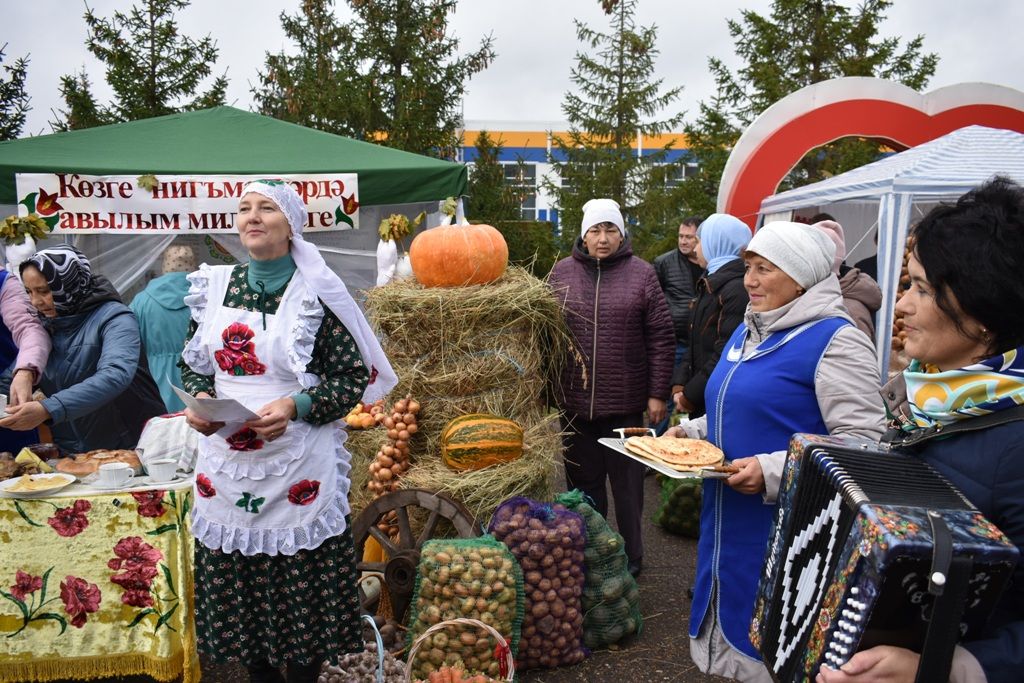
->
xmin=405 ymin=617 xmax=515 ymax=683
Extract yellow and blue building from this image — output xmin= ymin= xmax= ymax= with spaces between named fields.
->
xmin=460 ymin=120 xmax=695 ymax=225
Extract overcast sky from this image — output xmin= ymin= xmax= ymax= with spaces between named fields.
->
xmin=6 ymin=0 xmax=1024 ymax=137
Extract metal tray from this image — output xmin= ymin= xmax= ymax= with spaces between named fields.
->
xmin=598 ymin=431 xmax=734 ymax=480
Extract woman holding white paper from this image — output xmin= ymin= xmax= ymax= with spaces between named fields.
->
xmin=178 ymin=180 xmax=396 ymax=683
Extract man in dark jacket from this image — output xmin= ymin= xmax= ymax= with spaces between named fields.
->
xmin=549 ymin=198 xmax=675 ymax=578
xmin=653 ymin=217 xmax=704 ymax=433
xmin=653 ymin=217 xmax=704 ymax=360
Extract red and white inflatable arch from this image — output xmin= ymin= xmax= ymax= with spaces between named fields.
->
xmin=717 ymin=77 xmax=1024 ymax=228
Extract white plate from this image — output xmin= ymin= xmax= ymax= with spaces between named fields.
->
xmin=597 ymin=438 xmax=733 ymax=479
xmin=0 ymin=473 xmax=77 ymax=498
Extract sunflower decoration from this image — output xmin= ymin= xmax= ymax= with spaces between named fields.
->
xmin=0 ymin=213 xmax=49 ymax=246
xmin=378 ymin=211 xmax=425 ymax=242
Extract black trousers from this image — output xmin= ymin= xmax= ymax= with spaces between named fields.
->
xmin=561 ymin=412 xmax=645 ymax=563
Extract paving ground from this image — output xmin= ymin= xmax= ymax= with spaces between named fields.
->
xmin=53 ymin=472 xmax=729 ymax=683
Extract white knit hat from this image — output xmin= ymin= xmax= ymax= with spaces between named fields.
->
xmin=746 ymin=221 xmax=836 ymax=290
xmin=580 ymin=198 xmax=625 ymax=239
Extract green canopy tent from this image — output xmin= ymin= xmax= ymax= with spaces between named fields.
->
xmin=0 ymin=106 xmax=468 ymax=294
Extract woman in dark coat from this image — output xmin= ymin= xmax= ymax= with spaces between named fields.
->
xmin=670 ymin=213 xmax=751 ymax=418
xmin=548 ymin=197 xmax=675 ymax=578
xmin=819 ymin=178 xmax=1024 ymax=683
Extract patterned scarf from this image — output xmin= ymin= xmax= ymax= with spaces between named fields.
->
xmin=22 ymin=245 xmax=94 ymax=315
xmin=903 ymin=347 xmax=1024 ymax=428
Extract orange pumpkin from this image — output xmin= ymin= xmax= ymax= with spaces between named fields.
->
xmin=408 ymin=223 xmax=509 ymax=287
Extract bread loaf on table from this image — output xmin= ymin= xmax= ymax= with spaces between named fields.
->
xmin=54 ymin=450 xmax=142 ymax=477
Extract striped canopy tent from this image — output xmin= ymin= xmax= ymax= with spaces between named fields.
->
xmin=758 ymin=125 xmax=1024 ymax=376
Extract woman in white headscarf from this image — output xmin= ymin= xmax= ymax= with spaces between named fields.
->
xmin=670 ymin=213 xmax=751 ymax=418
xmin=179 ymin=180 xmax=396 ymax=683
xmin=668 ymin=221 xmax=885 ymax=681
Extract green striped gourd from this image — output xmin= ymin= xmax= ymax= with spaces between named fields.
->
xmin=440 ymin=414 xmax=524 ymax=472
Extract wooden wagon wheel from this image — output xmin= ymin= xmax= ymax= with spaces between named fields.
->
xmin=352 ymin=488 xmax=479 ymax=624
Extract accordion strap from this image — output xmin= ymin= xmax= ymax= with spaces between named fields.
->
xmin=914 ymin=556 xmax=973 ymax=683
xmin=884 ymin=403 xmax=1024 ymax=449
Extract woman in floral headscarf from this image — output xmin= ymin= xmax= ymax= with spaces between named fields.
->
xmin=178 ymin=180 xmax=396 ymax=683
xmin=820 ymin=178 xmax=1024 ymax=683
xmin=0 ymin=245 xmax=164 ymax=453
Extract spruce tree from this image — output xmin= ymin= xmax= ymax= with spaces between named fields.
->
xmin=254 ymin=0 xmax=494 ymax=159
xmin=0 ymin=45 xmax=30 ymax=140
xmin=545 ymin=0 xmax=683 ymax=258
xmin=49 ymin=71 xmax=109 ymax=133
xmin=465 ymin=131 xmax=523 ymax=223
xmin=681 ymin=0 xmax=938 ymax=215
xmin=52 ymin=0 xmax=228 ymax=130
xmin=349 ymin=0 xmax=494 ymax=158
xmin=253 ymin=0 xmax=366 ymax=138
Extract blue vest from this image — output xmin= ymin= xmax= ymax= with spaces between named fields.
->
xmin=689 ymin=316 xmax=849 ymax=660
xmin=0 ymin=269 xmax=39 ymax=452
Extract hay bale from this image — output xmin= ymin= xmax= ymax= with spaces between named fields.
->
xmin=350 ymin=267 xmax=574 ymax=520
xmin=364 ymin=266 xmax=577 ymax=425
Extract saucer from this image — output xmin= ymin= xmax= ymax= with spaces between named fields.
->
xmin=140 ymin=473 xmax=189 ymax=486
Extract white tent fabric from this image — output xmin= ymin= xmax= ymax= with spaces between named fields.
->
xmin=758 ymin=125 xmax=1024 ymax=376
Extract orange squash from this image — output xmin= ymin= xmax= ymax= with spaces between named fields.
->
xmin=409 ymin=223 xmax=509 ymax=287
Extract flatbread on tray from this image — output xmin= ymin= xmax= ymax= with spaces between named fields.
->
xmin=624 ymin=436 xmax=725 ymax=472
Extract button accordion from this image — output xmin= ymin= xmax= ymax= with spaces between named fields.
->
xmin=751 ymin=434 xmax=1019 ymax=683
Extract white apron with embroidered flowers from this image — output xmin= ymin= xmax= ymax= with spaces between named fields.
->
xmin=182 ymin=264 xmax=352 ymax=557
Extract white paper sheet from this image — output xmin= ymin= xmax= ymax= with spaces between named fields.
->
xmin=171 ymin=386 xmax=259 ymax=423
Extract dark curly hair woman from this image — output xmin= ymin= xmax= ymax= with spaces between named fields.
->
xmin=819 ymin=176 xmax=1024 ymax=683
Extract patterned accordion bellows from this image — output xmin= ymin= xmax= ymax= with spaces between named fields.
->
xmin=752 ymin=434 xmax=1019 ymax=683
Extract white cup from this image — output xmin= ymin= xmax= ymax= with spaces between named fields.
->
xmin=146 ymin=459 xmax=178 ymax=483
xmin=98 ymin=462 xmax=135 ymax=488
xmin=0 ymin=394 xmax=7 ymax=413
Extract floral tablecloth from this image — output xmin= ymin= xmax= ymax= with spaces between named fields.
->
xmin=0 ymin=481 xmax=199 ymax=683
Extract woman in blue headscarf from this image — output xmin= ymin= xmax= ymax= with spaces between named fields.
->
xmin=669 ymin=213 xmax=752 ymax=418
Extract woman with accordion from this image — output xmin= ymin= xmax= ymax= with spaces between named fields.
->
xmin=669 ymin=221 xmax=886 ymax=681
xmin=819 ymin=178 xmax=1024 ymax=683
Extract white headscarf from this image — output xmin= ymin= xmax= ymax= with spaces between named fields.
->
xmin=746 ymin=221 xmax=836 ymax=290
xmin=241 ymin=180 xmax=398 ymax=404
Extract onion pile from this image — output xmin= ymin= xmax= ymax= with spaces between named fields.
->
xmin=488 ymin=497 xmax=587 ymax=669
xmin=367 ymin=395 xmax=420 ymax=497
xmin=317 ymin=638 xmax=405 ymax=682
xmin=406 ymin=537 xmax=523 ymax=681
xmin=345 ymin=399 xmax=385 ymax=429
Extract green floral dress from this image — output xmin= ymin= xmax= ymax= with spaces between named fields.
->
xmin=179 ymin=264 xmax=368 ymax=666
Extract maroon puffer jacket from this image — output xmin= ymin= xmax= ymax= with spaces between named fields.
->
xmin=548 ymin=237 xmax=675 ymax=420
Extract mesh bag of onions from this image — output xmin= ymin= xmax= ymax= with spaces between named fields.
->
xmin=405 ymin=536 xmax=524 ymax=681
xmin=555 ymin=489 xmax=642 ymax=648
xmin=487 ymin=496 xmax=588 ymax=669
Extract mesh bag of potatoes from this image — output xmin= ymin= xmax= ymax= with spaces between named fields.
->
xmin=405 ymin=536 xmax=524 ymax=681
xmin=487 ymin=496 xmax=588 ymax=669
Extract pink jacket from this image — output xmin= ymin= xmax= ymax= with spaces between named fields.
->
xmin=1 ymin=271 xmax=50 ymax=379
